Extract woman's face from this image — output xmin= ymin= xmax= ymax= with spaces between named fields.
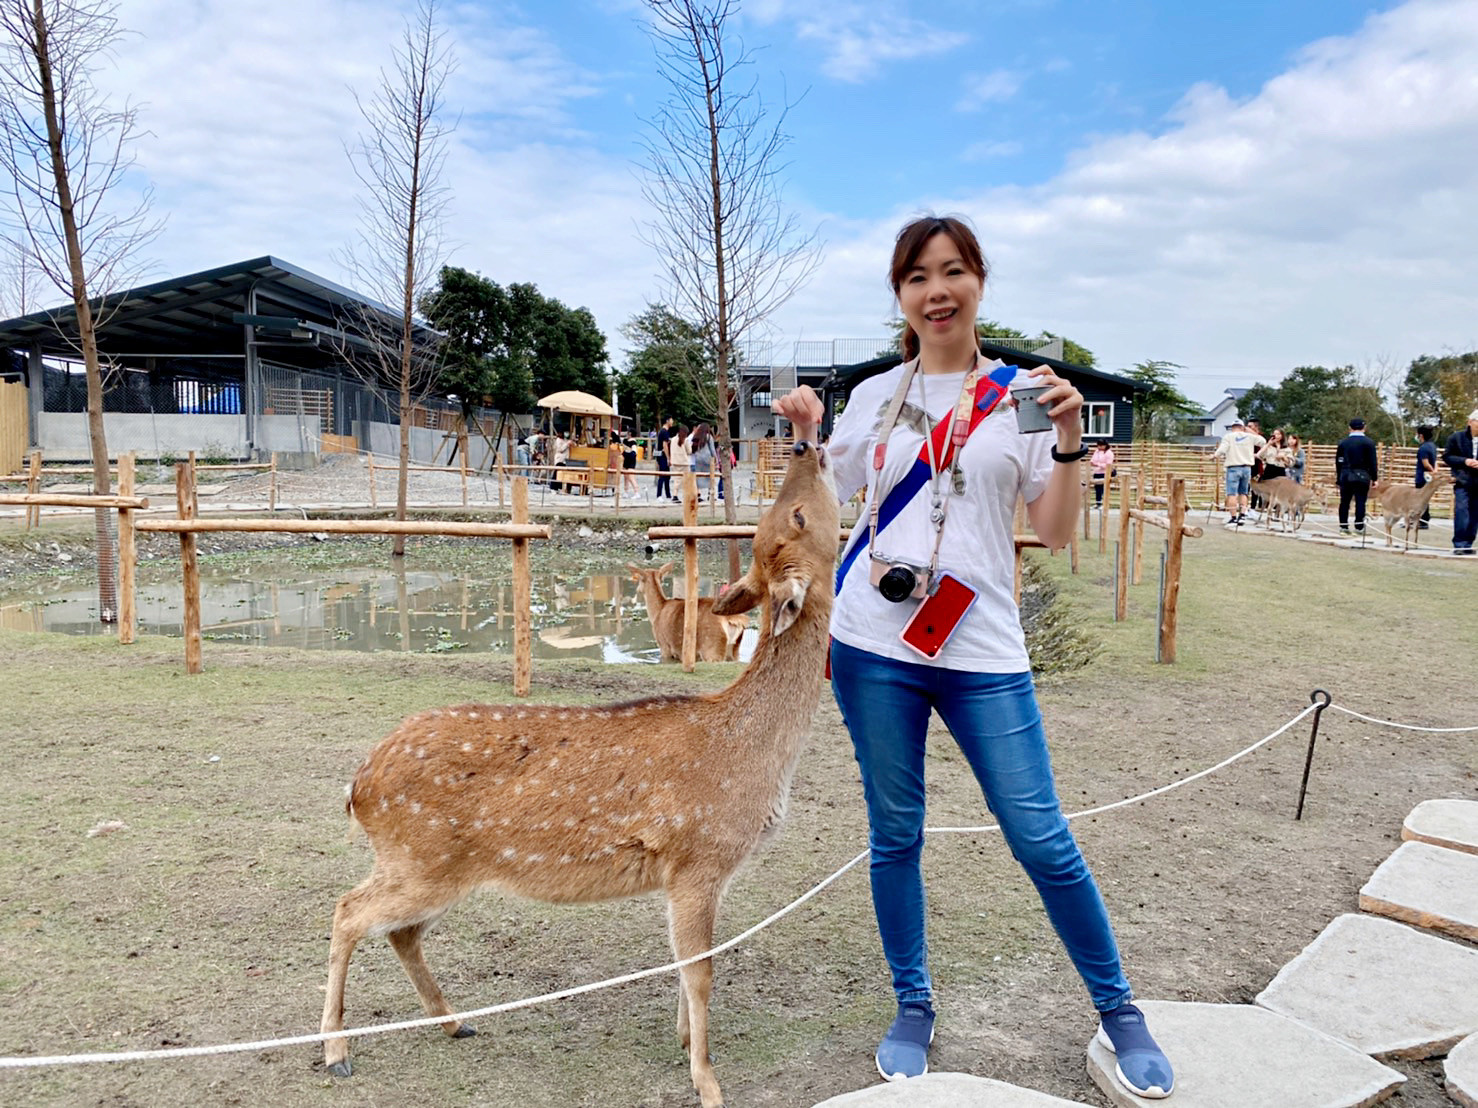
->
xmin=897 ymin=232 xmax=983 ymax=354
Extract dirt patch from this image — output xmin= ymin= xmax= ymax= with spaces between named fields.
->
xmin=0 ymin=524 xmax=1474 ymax=1107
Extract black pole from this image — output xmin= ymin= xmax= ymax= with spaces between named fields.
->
xmin=1294 ymin=689 xmax=1333 ymax=820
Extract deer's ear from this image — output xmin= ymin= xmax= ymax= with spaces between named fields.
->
xmin=712 ymin=567 xmax=762 ymax=616
xmin=626 ymin=563 xmax=641 ymax=577
xmin=767 ymin=577 xmax=809 ymax=636
xmin=657 ymin=561 xmax=674 ymax=578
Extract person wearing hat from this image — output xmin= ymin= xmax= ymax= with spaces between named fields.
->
xmin=1212 ymin=416 xmax=1265 ymax=525
xmin=1443 ymin=409 xmax=1478 ymax=554
xmin=1335 ymin=418 xmax=1379 ymax=535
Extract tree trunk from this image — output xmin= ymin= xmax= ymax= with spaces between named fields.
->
xmin=31 ymin=0 xmax=116 ymax=619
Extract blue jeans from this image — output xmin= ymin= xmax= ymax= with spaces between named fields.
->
xmin=1455 ymin=483 xmax=1475 ymax=550
xmin=830 ymin=639 xmax=1133 ymax=1012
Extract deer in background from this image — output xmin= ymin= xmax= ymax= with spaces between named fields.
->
xmin=629 ymin=562 xmax=748 ymax=662
xmin=1250 ymin=476 xmax=1325 ymax=532
xmin=320 ymin=440 xmax=839 ymax=1108
xmin=1373 ymin=473 xmax=1451 ymax=550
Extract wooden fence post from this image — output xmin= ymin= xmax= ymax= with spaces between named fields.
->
xmin=1159 ymin=476 xmax=1187 ymax=664
xmin=682 ymin=471 xmax=699 ymax=671
xmin=1081 ymin=458 xmax=1092 ymax=539
xmin=268 ymin=452 xmax=278 ymax=512
xmin=1116 ymin=470 xmax=1131 ymax=621
xmin=460 ymin=431 xmax=468 ymax=506
xmin=25 ymin=449 xmax=40 ymax=528
xmin=118 ymin=453 xmax=137 ymax=645
xmin=176 ymin=460 xmax=202 ymax=674
xmin=512 ymin=477 xmax=531 ymax=697
xmin=368 ymin=458 xmax=377 ymax=508
xmin=1132 ymin=471 xmax=1146 ymax=586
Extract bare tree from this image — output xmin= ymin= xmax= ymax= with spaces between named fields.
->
xmin=0 ymin=0 xmax=159 ymax=622
xmin=0 ymin=238 xmax=45 ymax=317
xmin=338 ymin=0 xmax=453 ymax=558
xmin=640 ymin=0 xmax=821 ymax=571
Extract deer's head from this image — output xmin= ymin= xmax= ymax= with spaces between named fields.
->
xmin=712 ymin=441 xmax=838 ymax=637
xmin=628 ymin=562 xmax=675 ymax=585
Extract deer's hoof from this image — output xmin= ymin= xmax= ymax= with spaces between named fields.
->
xmin=451 ymin=1024 xmax=477 ymax=1039
xmin=326 ymin=1059 xmax=353 ymax=1079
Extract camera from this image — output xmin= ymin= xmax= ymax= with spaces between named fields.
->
xmin=869 ymin=553 xmax=932 ymax=603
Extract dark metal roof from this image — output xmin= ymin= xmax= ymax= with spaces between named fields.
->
xmin=823 ymin=339 xmax=1150 ymax=396
xmin=0 ymin=256 xmax=437 ymax=361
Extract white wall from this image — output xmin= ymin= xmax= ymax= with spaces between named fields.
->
xmin=39 ymin=413 xmax=248 ymax=460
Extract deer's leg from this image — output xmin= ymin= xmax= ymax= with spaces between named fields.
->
xmin=668 ymin=880 xmax=724 ymax=1108
xmin=387 ymin=919 xmax=475 ymax=1040
xmin=321 ymin=873 xmax=462 ymax=1076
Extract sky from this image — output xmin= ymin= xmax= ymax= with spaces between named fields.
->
xmin=22 ymin=0 xmax=1478 ymax=408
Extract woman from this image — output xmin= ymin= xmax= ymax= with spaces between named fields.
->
xmin=1090 ymin=441 xmax=1115 ymax=506
xmin=551 ymin=432 xmax=571 ymax=492
xmin=1287 ymin=433 xmax=1306 ymax=485
xmin=622 ymin=437 xmax=640 ymax=497
xmin=774 ymin=216 xmax=1173 ymax=1099
xmin=1258 ymin=428 xmax=1290 ymax=482
xmin=688 ymin=422 xmax=716 ymax=500
xmin=667 ymin=424 xmax=690 ymax=502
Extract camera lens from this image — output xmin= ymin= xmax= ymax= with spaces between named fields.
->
xmin=878 ymin=565 xmax=916 ymax=603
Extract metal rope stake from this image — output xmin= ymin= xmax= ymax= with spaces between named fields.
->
xmin=1294 ymin=689 xmax=1333 ymax=820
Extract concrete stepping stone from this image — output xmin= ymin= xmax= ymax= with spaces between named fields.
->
xmin=811 ymin=1073 xmax=1089 ymax=1107
xmin=1402 ymin=798 xmax=1478 ymax=856
xmin=1084 ymin=1000 xmax=1402 ymax=1107
xmin=1447 ymin=1032 xmax=1478 ymax=1108
xmin=1257 ymin=913 xmax=1478 ymax=1059
xmin=1358 ymin=840 xmax=1478 ymax=943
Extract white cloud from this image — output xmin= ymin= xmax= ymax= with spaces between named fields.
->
xmin=955 ymin=69 xmax=1024 ymax=111
xmin=766 ymin=0 xmax=1478 ymax=403
xmin=961 ymin=140 xmax=1024 ymax=162
xmin=744 ymin=2 xmax=968 ymax=83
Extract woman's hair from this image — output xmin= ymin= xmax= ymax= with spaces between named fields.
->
xmin=889 ymin=215 xmax=990 ymax=362
xmin=690 ymin=423 xmax=711 ymax=452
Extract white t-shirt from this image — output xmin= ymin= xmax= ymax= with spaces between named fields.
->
xmin=829 ymin=358 xmax=1054 ymax=673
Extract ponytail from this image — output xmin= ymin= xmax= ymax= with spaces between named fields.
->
xmin=900 ymin=323 xmax=920 ymax=362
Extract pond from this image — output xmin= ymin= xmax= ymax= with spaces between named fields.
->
xmin=0 ymin=548 xmax=758 ymax=664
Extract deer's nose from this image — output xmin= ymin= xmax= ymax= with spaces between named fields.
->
xmin=792 ymin=440 xmax=812 ymax=456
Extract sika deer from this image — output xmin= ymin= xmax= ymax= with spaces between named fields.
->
xmin=320 ymin=440 xmax=839 ymax=1108
xmin=1374 ymin=473 xmax=1450 ymax=549
xmin=629 ymin=561 xmax=748 ymax=662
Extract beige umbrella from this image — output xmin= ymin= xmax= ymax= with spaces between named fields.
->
xmin=536 ymin=390 xmax=615 ymax=417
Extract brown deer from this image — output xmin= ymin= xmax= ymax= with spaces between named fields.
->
xmin=1251 ymin=476 xmax=1326 ymax=532
xmin=319 ymin=440 xmax=839 ymax=1108
xmin=1373 ymin=473 xmax=1450 ymax=549
xmin=628 ymin=562 xmax=748 ymax=662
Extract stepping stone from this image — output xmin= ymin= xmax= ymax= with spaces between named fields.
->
xmin=1358 ymin=840 xmax=1478 ymax=943
xmin=1447 ymin=1032 xmax=1478 ymax=1108
xmin=810 ymin=1073 xmax=1089 ymax=1107
xmin=1402 ymin=798 xmax=1478 ymax=856
xmin=1257 ymin=913 xmax=1478 ymax=1059
xmin=1084 ymin=1000 xmax=1402 ymax=1107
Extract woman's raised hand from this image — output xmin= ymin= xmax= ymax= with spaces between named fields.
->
xmin=1024 ymin=365 xmax=1084 ymax=448
xmin=773 ymin=385 xmax=824 ymax=442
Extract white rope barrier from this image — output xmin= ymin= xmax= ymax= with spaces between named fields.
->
xmin=1327 ymin=704 xmax=1478 ymax=732
xmin=0 ymin=696 xmax=1454 ymax=1070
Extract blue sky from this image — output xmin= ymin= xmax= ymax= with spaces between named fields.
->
xmin=11 ymin=0 xmax=1478 ymax=408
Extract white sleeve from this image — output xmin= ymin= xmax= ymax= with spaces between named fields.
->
xmin=1020 ymin=431 xmax=1056 ymax=504
xmin=826 ymin=381 xmax=881 ymax=504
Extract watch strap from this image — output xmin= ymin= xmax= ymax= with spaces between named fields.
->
xmin=1050 ymin=444 xmax=1092 ymax=463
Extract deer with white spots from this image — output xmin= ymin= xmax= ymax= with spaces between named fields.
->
xmin=320 ymin=440 xmax=839 ymax=1108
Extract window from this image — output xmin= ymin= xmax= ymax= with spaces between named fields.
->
xmin=748 ymin=389 xmax=772 ymax=409
xmin=1081 ymin=402 xmax=1113 ymax=438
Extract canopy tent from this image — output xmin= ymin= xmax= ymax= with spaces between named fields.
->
xmin=536 ymin=390 xmax=615 ymax=417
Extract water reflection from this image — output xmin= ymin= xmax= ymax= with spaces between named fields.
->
xmin=0 ymin=558 xmax=757 ymax=664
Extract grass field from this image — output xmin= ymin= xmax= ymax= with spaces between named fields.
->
xmin=0 ymin=522 xmax=1474 ymax=1107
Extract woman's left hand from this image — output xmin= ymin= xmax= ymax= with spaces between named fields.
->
xmin=1024 ymin=365 xmax=1084 ymax=447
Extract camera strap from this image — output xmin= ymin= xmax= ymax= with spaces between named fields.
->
xmin=838 ymin=356 xmax=1016 ymax=594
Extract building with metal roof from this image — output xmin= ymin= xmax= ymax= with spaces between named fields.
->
xmin=0 ymin=256 xmax=445 ymax=462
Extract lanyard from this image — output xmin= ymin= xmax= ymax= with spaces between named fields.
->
xmin=866 ymin=356 xmax=994 ymax=586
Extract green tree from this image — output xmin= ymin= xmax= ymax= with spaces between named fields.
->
xmin=1400 ymin=351 xmax=1478 ymax=434
xmin=420 ymin=266 xmax=609 ymax=421
xmin=1238 ymin=365 xmax=1399 ymax=445
xmin=881 ymin=317 xmax=1097 ymax=367
xmin=615 ymin=304 xmax=709 ymax=428
xmin=1125 ymin=360 xmax=1196 ymax=441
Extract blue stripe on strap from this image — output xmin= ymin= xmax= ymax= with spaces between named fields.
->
xmin=835 ymin=457 xmax=932 ymax=593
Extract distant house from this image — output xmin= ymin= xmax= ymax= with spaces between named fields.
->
xmin=1181 ymin=388 xmax=1247 ymax=445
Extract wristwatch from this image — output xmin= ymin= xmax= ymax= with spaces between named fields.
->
xmin=1050 ymin=444 xmax=1092 ymax=463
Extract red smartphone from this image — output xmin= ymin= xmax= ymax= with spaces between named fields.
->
xmin=899 ymin=572 xmax=978 ymax=659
